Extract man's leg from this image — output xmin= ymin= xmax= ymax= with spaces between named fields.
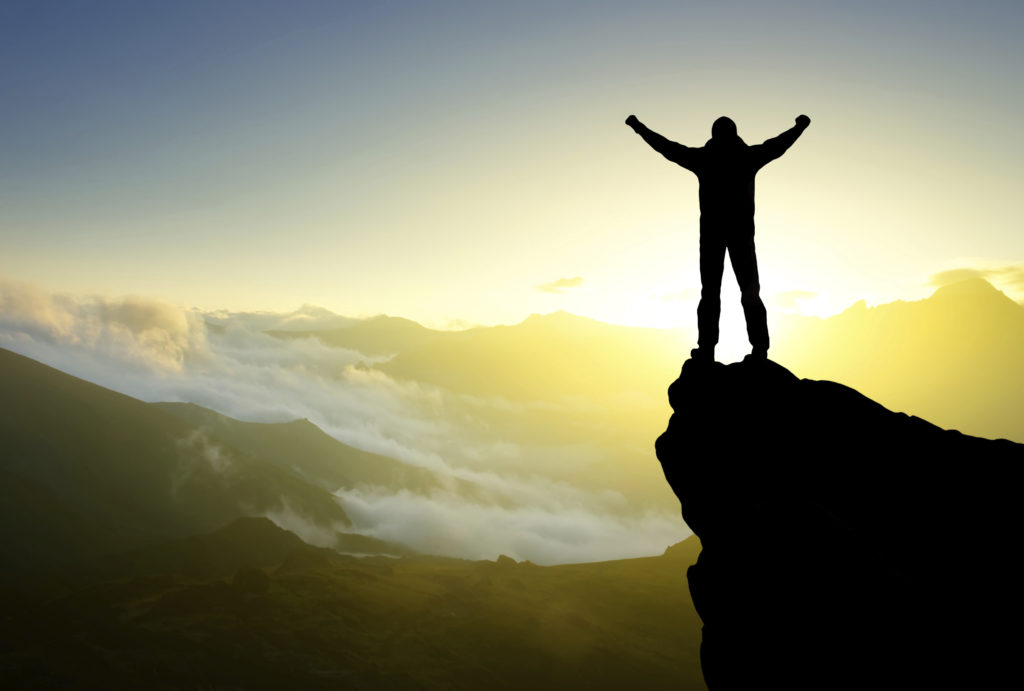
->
xmin=697 ymin=227 xmax=727 ymax=354
xmin=728 ymin=232 xmax=769 ymax=354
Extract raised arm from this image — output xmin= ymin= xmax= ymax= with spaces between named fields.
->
xmin=626 ymin=115 xmax=697 ymax=171
xmin=754 ymin=115 xmax=810 ymax=168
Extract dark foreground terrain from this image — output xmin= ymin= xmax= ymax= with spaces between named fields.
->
xmin=2 ymin=517 xmax=703 ymax=690
xmin=657 ymin=357 xmax=1022 ymax=690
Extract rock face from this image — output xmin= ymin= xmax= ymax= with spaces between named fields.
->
xmin=655 ymin=358 xmax=1022 ymax=690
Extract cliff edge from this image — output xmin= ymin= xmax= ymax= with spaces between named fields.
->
xmin=655 ymin=358 xmax=1022 ymax=690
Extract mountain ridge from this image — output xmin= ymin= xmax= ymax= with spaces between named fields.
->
xmin=154 ymin=400 xmax=481 ymax=499
xmin=258 ymin=279 xmax=1024 ymax=444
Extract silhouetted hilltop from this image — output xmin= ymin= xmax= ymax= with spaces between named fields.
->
xmin=656 ymin=358 xmax=1021 ymax=690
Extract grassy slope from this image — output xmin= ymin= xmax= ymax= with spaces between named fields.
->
xmin=4 ymin=517 xmax=704 ymax=690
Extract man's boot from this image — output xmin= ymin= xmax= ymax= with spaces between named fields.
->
xmin=690 ymin=346 xmax=715 ymax=363
xmin=745 ymin=346 xmax=768 ymax=362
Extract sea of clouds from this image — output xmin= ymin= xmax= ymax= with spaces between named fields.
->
xmin=0 ymin=278 xmax=688 ymax=564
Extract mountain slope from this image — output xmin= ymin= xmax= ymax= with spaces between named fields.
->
xmin=0 ymin=347 xmax=350 ymax=574
xmin=4 ymin=532 xmax=705 ymax=690
xmin=81 ymin=516 xmax=315 ymax=583
xmin=773 ymin=277 xmax=1024 ymax=441
xmin=154 ymin=402 xmax=480 ymax=498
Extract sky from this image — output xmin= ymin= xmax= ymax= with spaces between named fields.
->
xmin=3 ymin=0 xmax=1023 ymax=329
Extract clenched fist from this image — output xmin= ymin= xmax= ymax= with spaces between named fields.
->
xmin=796 ymin=114 xmax=811 ymax=128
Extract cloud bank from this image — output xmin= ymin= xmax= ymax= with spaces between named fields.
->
xmin=0 ymin=279 xmax=686 ymax=563
xmin=337 ymin=487 xmax=685 ymax=565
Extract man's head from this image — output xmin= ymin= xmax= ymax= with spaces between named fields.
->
xmin=711 ymin=116 xmax=738 ymax=141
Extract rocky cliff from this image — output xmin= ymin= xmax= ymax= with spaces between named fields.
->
xmin=655 ymin=358 xmax=1022 ymax=690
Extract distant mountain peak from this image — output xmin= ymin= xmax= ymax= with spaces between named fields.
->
xmin=929 ymin=277 xmax=1004 ymax=300
xmin=293 ymin=304 xmax=339 ymax=317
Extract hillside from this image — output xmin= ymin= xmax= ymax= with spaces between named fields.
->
xmin=155 ymin=402 xmax=481 ymax=499
xmin=0 ymin=347 xmax=408 ymax=574
xmin=2 ymin=516 xmax=706 ymax=690
xmin=773 ymin=277 xmax=1024 ymax=441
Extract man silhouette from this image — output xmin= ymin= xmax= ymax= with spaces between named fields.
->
xmin=626 ymin=113 xmax=810 ymax=362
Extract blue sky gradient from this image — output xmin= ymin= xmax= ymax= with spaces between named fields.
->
xmin=3 ymin=1 xmax=1023 ymax=325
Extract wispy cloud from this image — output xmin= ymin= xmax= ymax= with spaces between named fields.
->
xmin=537 ymin=276 xmax=584 ymax=294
